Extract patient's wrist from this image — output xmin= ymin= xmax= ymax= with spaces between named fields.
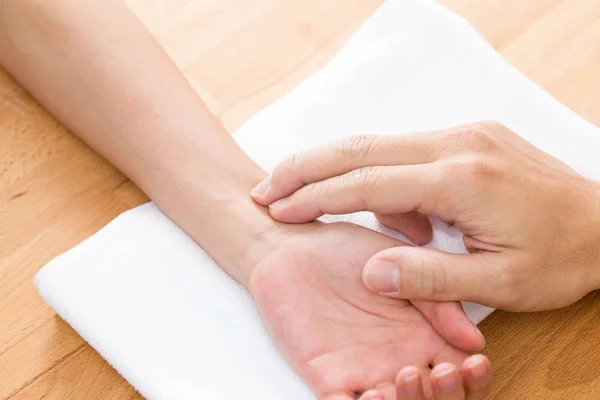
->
xmin=223 ymin=198 xmax=301 ymax=287
xmin=132 ymin=128 xmax=309 ymax=287
xmin=156 ymin=167 xmax=311 ymax=288
xmin=211 ymin=189 xmax=319 ymax=288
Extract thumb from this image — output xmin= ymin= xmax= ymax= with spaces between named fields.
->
xmin=362 ymin=246 xmax=494 ymax=304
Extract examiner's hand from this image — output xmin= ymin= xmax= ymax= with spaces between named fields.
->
xmin=251 ymin=121 xmax=600 ymax=311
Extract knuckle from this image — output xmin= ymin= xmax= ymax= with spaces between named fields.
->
xmin=406 ymin=253 xmax=452 ymax=299
xmin=342 ymin=134 xmax=378 ymax=161
xmin=286 ymin=152 xmax=300 ymax=171
xmin=305 ymin=180 xmax=325 ymax=198
xmin=273 ymin=152 xmax=300 ymax=183
xmin=341 ymin=166 xmax=381 ymax=210
xmin=429 ymin=255 xmax=453 ymax=298
xmin=349 ymin=165 xmax=381 ymax=191
xmin=449 ymin=122 xmax=499 ymax=151
xmin=446 ymin=154 xmax=494 ymax=181
xmin=271 ymin=153 xmax=300 ymax=180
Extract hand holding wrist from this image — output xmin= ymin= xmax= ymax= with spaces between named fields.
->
xmin=252 ymin=121 xmax=600 ymax=311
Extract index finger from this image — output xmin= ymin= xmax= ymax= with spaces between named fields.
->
xmin=251 ymin=133 xmax=441 ymax=205
xmin=267 ymin=163 xmax=443 ymax=223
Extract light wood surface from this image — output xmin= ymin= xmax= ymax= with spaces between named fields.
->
xmin=1 ymin=1 xmax=599 ymax=399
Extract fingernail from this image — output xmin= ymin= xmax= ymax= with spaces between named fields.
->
xmin=401 ymin=370 xmax=420 ymax=394
xmin=269 ymin=197 xmax=289 ymax=210
xmin=433 ymin=365 xmax=456 ymax=392
xmin=363 ymin=261 xmax=400 ymax=292
xmin=467 ymin=355 xmax=487 ymax=380
xmin=250 ymin=175 xmax=271 ymax=198
xmin=476 ymin=328 xmax=486 ymax=350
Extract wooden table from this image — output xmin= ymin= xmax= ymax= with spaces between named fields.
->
xmin=1 ymin=1 xmax=599 ymax=399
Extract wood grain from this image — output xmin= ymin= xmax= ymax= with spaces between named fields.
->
xmin=1 ymin=1 xmax=599 ymax=399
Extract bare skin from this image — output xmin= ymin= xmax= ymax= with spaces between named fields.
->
xmin=1 ymin=1 xmax=491 ymax=398
xmin=251 ymin=222 xmax=492 ymax=399
xmin=252 ymin=121 xmax=600 ymax=312
xmin=359 ymin=355 xmax=492 ymax=400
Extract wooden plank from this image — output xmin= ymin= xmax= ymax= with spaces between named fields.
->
xmin=8 ymin=338 xmax=142 ymax=400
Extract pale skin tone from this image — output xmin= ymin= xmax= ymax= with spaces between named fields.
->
xmin=1 ymin=1 xmax=492 ymax=398
xmin=252 ymin=122 xmax=600 ymax=314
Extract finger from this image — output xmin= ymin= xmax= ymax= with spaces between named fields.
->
xmin=462 ymin=355 xmax=493 ymax=400
xmin=251 ymin=133 xmax=442 ymax=205
xmin=374 ymin=212 xmax=433 ymax=245
xmin=267 ymin=164 xmax=443 ymax=224
xmin=357 ymin=389 xmax=385 ymax=400
xmin=421 ymin=367 xmax=433 ymax=399
xmin=251 ymin=121 xmax=522 ymax=206
xmin=412 ymin=301 xmax=485 ymax=352
xmin=362 ymin=246 xmax=501 ymax=306
xmin=395 ymin=366 xmax=425 ymax=400
xmin=431 ymin=363 xmax=465 ymax=400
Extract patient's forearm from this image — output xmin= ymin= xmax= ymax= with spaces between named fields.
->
xmin=0 ymin=0 xmax=285 ymax=286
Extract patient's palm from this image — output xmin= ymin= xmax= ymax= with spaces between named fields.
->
xmin=250 ymin=223 xmax=470 ymax=399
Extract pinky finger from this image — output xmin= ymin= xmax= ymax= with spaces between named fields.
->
xmin=396 ymin=366 xmax=425 ymax=399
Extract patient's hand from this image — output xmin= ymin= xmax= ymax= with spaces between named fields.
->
xmin=250 ymin=222 xmax=492 ymax=399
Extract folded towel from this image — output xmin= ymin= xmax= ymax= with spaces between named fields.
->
xmin=34 ymin=0 xmax=600 ymax=399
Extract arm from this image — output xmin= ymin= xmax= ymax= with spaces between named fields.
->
xmin=0 ymin=0 xmax=287 ymax=286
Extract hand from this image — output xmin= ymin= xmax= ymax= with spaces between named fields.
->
xmin=251 ymin=121 xmax=600 ymax=311
xmin=250 ymin=222 xmax=491 ymax=399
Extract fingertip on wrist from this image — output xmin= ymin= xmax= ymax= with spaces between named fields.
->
xmin=268 ymin=196 xmax=290 ymax=211
xmin=250 ymin=175 xmax=271 ymax=201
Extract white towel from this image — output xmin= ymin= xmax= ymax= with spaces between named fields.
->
xmin=34 ymin=0 xmax=600 ymax=399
